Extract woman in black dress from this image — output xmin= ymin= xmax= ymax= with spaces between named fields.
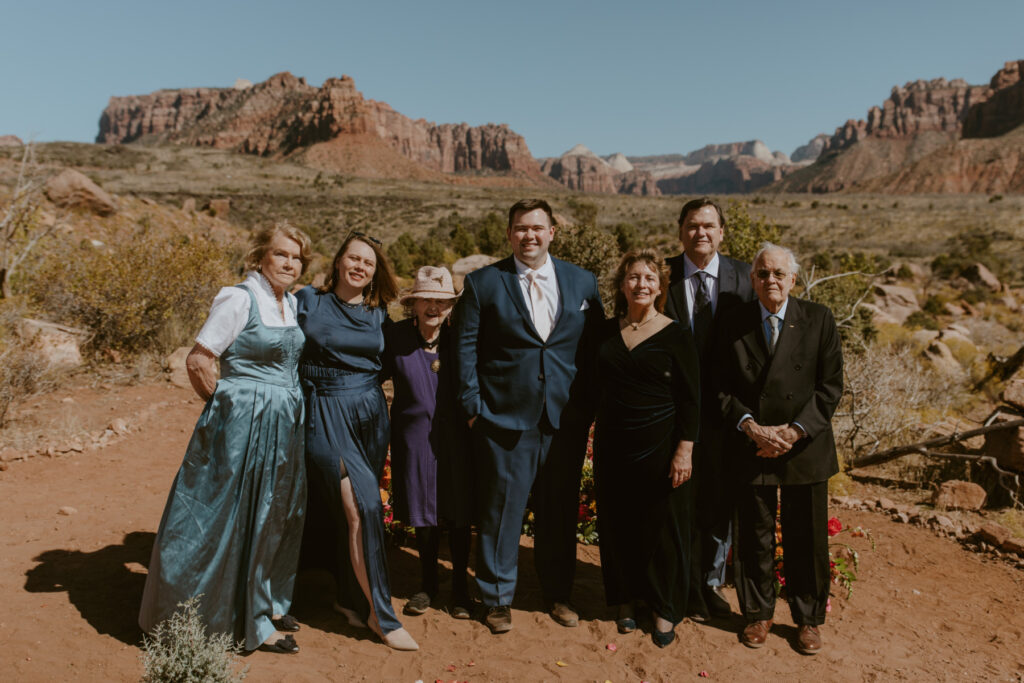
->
xmin=593 ymin=248 xmax=700 ymax=648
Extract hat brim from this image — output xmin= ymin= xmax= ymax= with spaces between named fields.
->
xmin=399 ymin=291 xmax=460 ymax=306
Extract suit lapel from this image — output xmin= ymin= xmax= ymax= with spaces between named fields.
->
xmin=718 ymin=256 xmax=739 ymax=298
xmin=739 ymin=302 xmax=768 ymax=369
xmin=767 ymin=296 xmax=806 ymax=373
xmin=497 ymin=257 xmax=539 ymax=338
xmin=549 ymin=257 xmax=573 ymax=338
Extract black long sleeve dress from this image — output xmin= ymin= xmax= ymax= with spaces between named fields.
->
xmin=593 ymin=318 xmax=701 ymax=624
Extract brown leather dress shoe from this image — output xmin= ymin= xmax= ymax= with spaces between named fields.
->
xmin=484 ymin=605 xmax=512 ymax=634
xmin=740 ymin=619 xmax=773 ymax=648
xmin=549 ymin=602 xmax=579 ymax=627
xmin=796 ymin=625 xmax=822 ymax=654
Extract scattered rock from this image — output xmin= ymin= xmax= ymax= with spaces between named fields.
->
xmin=452 ymin=254 xmax=500 ymax=276
xmin=165 ymin=347 xmax=192 ymax=389
xmin=932 ymin=480 xmax=987 ymax=510
xmin=895 ymin=511 xmax=910 ymax=523
xmin=999 ymin=293 xmax=1019 ymax=311
xmin=44 ymin=169 xmax=116 ymax=216
xmin=1003 ymin=537 xmax=1024 ymax=556
xmin=182 ymin=198 xmax=196 ymax=212
xmin=872 ymin=284 xmax=920 ymax=323
xmin=930 ymin=514 xmax=955 ymax=532
xmin=108 ymin=418 xmax=130 ymax=436
xmin=58 ymin=506 xmax=78 ymax=516
xmin=938 ymin=328 xmax=974 ymax=348
xmin=922 ymin=340 xmax=964 ymax=377
xmin=17 ymin=318 xmax=87 ymax=371
xmin=1002 ymin=380 xmax=1024 ymax=412
xmin=877 ymin=497 xmax=897 ymax=512
xmin=978 ymin=522 xmax=1011 ymax=547
xmin=943 ymin=301 xmax=966 ymax=316
xmin=963 ymin=263 xmax=1001 ymax=292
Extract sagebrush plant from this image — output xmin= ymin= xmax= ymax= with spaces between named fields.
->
xmin=140 ymin=596 xmax=248 ymax=683
xmin=26 ymin=228 xmax=231 ymax=355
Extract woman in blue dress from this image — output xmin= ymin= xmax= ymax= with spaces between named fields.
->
xmin=383 ymin=266 xmax=473 ymax=620
xmin=296 ymin=233 xmax=419 ymax=651
xmin=139 ymin=223 xmax=311 ymax=654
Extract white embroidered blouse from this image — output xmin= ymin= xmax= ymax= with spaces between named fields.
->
xmin=194 ymin=271 xmax=299 ymax=357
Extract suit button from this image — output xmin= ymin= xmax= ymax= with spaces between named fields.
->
xmin=538 ymin=373 xmax=545 ymax=381
xmin=759 ymin=393 xmax=767 ymax=400
xmin=745 ymin=363 xmax=752 ymax=370
xmin=795 ymin=363 xmax=802 ymax=370
xmin=786 ymin=393 xmax=793 ymax=400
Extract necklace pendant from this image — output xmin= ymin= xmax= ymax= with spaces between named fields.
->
xmin=430 ymin=358 xmax=441 ymax=373
xmin=631 ymin=322 xmax=639 ymax=330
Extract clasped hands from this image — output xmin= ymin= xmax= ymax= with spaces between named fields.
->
xmin=741 ymin=419 xmax=803 ymax=458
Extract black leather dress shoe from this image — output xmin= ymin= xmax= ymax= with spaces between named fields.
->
xmin=652 ymin=627 xmax=675 ymax=648
xmin=484 ymin=605 xmax=512 ymax=634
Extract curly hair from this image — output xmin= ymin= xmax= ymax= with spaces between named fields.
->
xmin=243 ymin=221 xmax=313 ymax=275
xmin=612 ymin=248 xmax=669 ymax=318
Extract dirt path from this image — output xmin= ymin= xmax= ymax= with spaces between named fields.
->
xmin=2 ymin=381 xmax=1023 ymax=682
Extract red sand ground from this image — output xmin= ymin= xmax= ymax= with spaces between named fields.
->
xmin=2 ymin=381 xmax=1023 ymax=682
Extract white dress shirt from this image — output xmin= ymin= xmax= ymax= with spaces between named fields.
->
xmin=514 ymin=255 xmax=561 ymax=334
xmin=195 ymin=271 xmax=298 ymax=357
xmin=682 ymin=252 xmax=721 ymax=329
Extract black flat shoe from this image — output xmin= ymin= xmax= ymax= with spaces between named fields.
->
xmin=652 ymin=627 xmax=675 ymax=648
xmin=271 ymin=615 xmax=300 ymax=632
xmin=259 ymin=634 xmax=299 ymax=654
xmin=616 ymin=617 xmax=636 ymax=634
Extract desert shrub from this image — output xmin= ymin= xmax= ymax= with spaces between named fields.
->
xmin=0 ymin=307 xmax=59 ymax=427
xmin=140 ymin=596 xmax=248 ymax=683
xmin=721 ymin=201 xmax=782 ymax=264
xmin=835 ymin=342 xmax=956 ymax=463
xmin=550 ymin=222 xmax=619 ymax=311
xmin=611 ymin=222 xmax=640 ymax=253
xmin=903 ymin=310 xmax=940 ymax=331
xmin=387 ymin=232 xmax=419 ymax=277
xmin=922 ymin=294 xmax=947 ymax=316
xmin=475 ymin=212 xmax=507 ymax=256
xmin=801 ymin=251 xmax=886 ymax=349
xmin=566 ymin=198 xmax=598 ymax=227
xmin=931 ymin=230 xmax=1013 ymax=281
xmin=25 ymin=230 xmax=231 ymax=355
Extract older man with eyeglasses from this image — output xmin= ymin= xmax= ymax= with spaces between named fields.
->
xmin=715 ymin=242 xmax=844 ymax=655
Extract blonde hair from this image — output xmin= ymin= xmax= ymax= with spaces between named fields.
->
xmin=244 ymin=221 xmax=313 ymax=275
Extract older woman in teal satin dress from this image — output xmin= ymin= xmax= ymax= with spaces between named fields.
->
xmin=139 ymin=224 xmax=312 ymax=654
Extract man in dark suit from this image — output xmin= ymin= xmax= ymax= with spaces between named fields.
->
xmin=453 ymin=198 xmax=604 ymax=634
xmin=716 ymin=242 xmax=843 ymax=654
xmin=664 ymin=197 xmax=754 ymax=621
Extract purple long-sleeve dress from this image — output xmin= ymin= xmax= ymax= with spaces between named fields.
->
xmin=384 ymin=319 xmax=472 ymax=528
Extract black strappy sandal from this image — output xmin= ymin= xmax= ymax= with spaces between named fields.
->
xmin=271 ymin=615 xmax=300 ymax=632
xmin=259 ymin=634 xmax=299 ymax=654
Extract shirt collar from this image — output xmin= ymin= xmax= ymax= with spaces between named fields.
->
xmin=514 ymin=255 xmax=555 ymax=279
xmin=246 ymin=270 xmax=287 ymax=302
xmin=683 ymin=252 xmax=720 ymax=280
xmin=759 ymin=298 xmax=789 ymax=322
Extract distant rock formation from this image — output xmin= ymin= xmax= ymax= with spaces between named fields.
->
xmin=791 ymin=133 xmax=828 ymax=163
xmin=0 ymin=135 xmax=22 ymax=147
xmin=540 ymin=144 xmax=659 ymax=196
xmin=97 ymin=72 xmax=541 ymax=179
xmin=626 ymin=140 xmax=800 ymax=194
xmin=963 ymin=60 xmax=1024 ymax=138
xmin=772 ymin=60 xmax=1024 ymax=194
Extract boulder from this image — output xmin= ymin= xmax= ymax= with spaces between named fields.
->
xmin=0 ymin=135 xmax=23 ymax=147
xmin=17 ymin=318 xmax=87 ymax=370
xmin=44 ymin=169 xmax=116 ymax=216
xmin=911 ymin=329 xmax=940 ymax=346
xmin=978 ymin=522 xmax=1011 ymax=547
xmin=932 ymin=480 xmax=987 ymax=510
xmin=872 ymin=283 xmax=920 ymax=324
xmin=938 ymin=328 xmax=974 ymax=348
xmin=922 ymin=340 xmax=963 ymax=377
xmin=861 ymin=302 xmax=901 ymax=325
xmin=1002 ymin=379 xmax=1024 ymax=411
xmin=963 ymin=263 xmax=1001 ymax=291
xmin=983 ymin=411 xmax=1024 ymax=472
xmin=452 ymin=254 xmax=499 ymax=276
xmin=1003 ymin=537 xmax=1024 ymax=555
xmin=165 ymin=346 xmax=192 ymax=389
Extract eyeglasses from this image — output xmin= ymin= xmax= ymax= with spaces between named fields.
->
xmin=345 ymin=229 xmax=382 ymax=246
xmin=755 ymin=269 xmax=790 ymax=280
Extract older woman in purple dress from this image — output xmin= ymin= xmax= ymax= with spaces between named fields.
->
xmin=383 ymin=266 xmax=474 ymax=619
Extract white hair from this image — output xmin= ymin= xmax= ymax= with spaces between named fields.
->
xmin=753 ymin=241 xmax=799 ymax=275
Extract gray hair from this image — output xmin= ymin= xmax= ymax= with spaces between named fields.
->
xmin=753 ymin=241 xmax=799 ymax=275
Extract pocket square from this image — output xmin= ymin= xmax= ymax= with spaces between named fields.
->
xmin=580 ymin=300 xmax=590 ymax=311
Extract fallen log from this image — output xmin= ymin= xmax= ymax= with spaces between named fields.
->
xmin=846 ymin=417 xmax=1024 ymax=469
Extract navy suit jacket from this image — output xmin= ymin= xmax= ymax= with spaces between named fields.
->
xmin=716 ymin=296 xmax=844 ymax=485
xmin=453 ymin=255 xmax=604 ymax=431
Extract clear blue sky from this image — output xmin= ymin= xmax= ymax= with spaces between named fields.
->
xmin=3 ymin=0 xmax=1022 ymax=159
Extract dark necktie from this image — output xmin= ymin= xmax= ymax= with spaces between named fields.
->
xmin=692 ymin=271 xmax=712 ymax=352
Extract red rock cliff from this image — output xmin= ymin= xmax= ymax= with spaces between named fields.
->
xmin=963 ymin=60 xmax=1024 ymax=138
xmin=98 ymin=72 xmax=539 ymax=175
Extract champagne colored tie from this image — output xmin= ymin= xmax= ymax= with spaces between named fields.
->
xmin=768 ymin=315 xmax=781 ymax=355
xmin=527 ymin=271 xmax=552 ymax=340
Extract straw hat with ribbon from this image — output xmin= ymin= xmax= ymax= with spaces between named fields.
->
xmin=399 ymin=266 xmax=459 ymax=306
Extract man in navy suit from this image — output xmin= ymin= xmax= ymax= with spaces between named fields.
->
xmin=453 ymin=198 xmax=604 ymax=634
xmin=664 ymin=197 xmax=755 ymax=622
xmin=716 ymin=242 xmax=843 ymax=654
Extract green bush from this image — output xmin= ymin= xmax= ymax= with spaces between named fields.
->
xmin=611 ymin=222 xmax=640 ymax=253
xmin=721 ymin=201 xmax=782 ymax=264
xmin=140 ymin=596 xmax=248 ymax=683
xmin=26 ymin=230 xmax=231 ymax=355
xmin=904 ymin=310 xmax=940 ymax=331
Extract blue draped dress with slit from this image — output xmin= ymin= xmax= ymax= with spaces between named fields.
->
xmin=139 ymin=284 xmax=306 ymax=651
xmin=295 ymin=286 xmax=401 ymax=634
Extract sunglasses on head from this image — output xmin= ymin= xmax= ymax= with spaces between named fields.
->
xmin=345 ymin=229 xmax=382 ymax=246
xmin=755 ymin=269 xmax=790 ymax=280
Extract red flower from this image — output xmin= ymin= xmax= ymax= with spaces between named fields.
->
xmin=828 ymin=517 xmax=843 ymax=537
